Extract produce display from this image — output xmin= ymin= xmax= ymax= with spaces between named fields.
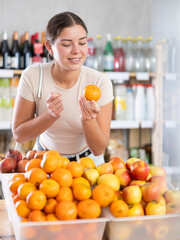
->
xmin=2 ymin=149 xmax=179 ymax=223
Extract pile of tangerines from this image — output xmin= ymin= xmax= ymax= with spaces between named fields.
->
xmin=8 ymin=150 xmax=112 ymax=222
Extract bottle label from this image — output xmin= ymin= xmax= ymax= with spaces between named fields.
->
xmin=32 ymin=56 xmax=42 ymax=63
xmin=11 ymin=56 xmax=19 ymax=69
xmin=0 ymin=55 xmax=3 ymax=68
xmin=114 ymin=97 xmax=126 ymax=110
xmin=103 ymin=55 xmax=114 ymax=71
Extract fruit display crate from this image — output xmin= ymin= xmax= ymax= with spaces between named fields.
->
xmin=1 ymin=174 xmax=109 ymax=240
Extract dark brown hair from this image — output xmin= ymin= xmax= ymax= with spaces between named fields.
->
xmin=46 ymin=11 xmax=88 ymax=44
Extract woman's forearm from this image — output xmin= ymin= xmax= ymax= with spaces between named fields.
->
xmin=13 ymin=112 xmax=57 ymax=144
xmin=81 ymin=119 xmax=110 ymax=156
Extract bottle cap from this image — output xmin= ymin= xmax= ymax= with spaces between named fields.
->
xmin=96 ymin=35 xmax=102 ymax=39
xmin=106 ymin=33 xmax=112 ymax=41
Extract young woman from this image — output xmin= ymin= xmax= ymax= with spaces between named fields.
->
xmin=12 ymin=12 xmax=114 ymax=166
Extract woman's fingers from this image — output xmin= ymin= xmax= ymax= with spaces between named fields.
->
xmin=46 ymin=92 xmax=64 ymax=118
xmin=79 ymin=96 xmax=100 ymax=120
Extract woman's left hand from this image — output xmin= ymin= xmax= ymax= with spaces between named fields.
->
xmin=79 ymin=95 xmax=100 ymax=121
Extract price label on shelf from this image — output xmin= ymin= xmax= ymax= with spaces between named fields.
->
xmin=106 ymin=72 xmax=129 ymax=82
xmin=0 ymin=69 xmax=14 ymax=78
xmin=136 ymin=72 xmax=149 ymax=81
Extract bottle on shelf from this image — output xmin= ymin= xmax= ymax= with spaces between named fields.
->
xmin=145 ymin=37 xmax=156 ymax=73
xmin=1 ymin=78 xmax=12 ymax=121
xmin=32 ymin=32 xmax=43 ymax=64
xmin=114 ymin=84 xmax=127 ymax=120
xmin=1 ymin=30 xmax=11 ymax=69
xmin=113 ymin=36 xmax=125 ymax=72
xmin=125 ymin=36 xmax=134 ymax=72
xmin=168 ymin=38 xmax=177 ymax=74
xmin=126 ymin=86 xmax=134 ymax=120
xmin=41 ymin=32 xmax=48 ymax=63
xmin=0 ymin=44 xmax=3 ymax=69
xmin=94 ymin=35 xmax=104 ymax=71
xmin=134 ymin=84 xmax=145 ymax=121
xmin=134 ymin=36 xmax=146 ymax=72
xmin=22 ymin=32 xmax=32 ymax=69
xmin=11 ymin=31 xmax=21 ymax=69
xmin=146 ymin=84 xmax=155 ymax=121
xmin=84 ymin=38 xmax=96 ymax=69
xmin=103 ymin=33 xmax=114 ymax=72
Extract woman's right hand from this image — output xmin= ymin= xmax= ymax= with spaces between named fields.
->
xmin=46 ymin=92 xmax=64 ymax=118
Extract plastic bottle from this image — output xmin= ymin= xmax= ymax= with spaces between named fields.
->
xmin=145 ymin=37 xmax=156 ymax=73
xmin=103 ymin=33 xmax=114 ymax=71
xmin=84 ymin=38 xmax=96 ymax=69
xmin=126 ymin=86 xmax=134 ymax=120
xmin=134 ymin=36 xmax=146 ymax=72
xmin=113 ymin=36 xmax=125 ymax=72
xmin=134 ymin=84 xmax=145 ymax=121
xmin=125 ymin=36 xmax=134 ymax=72
xmin=94 ymin=35 xmax=104 ymax=71
xmin=146 ymin=84 xmax=155 ymax=121
xmin=114 ymin=84 xmax=127 ymax=120
xmin=168 ymin=38 xmax=177 ymax=73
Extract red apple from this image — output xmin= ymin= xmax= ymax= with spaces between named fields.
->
xmin=128 ymin=203 xmax=144 ymax=217
xmin=122 ymin=185 xmax=142 ymax=205
xmin=115 ymin=168 xmax=132 ymax=187
xmin=126 ymin=158 xmax=141 ymax=171
xmin=96 ymin=163 xmax=114 ymax=175
xmin=129 ymin=180 xmax=146 ymax=187
xmin=130 ymin=160 xmax=149 ymax=181
xmin=166 ymin=202 xmax=180 ymax=214
xmin=114 ymin=191 xmax=123 ymax=201
xmin=109 ymin=157 xmax=126 ymax=171
xmin=149 ymin=166 xmax=166 ymax=177
xmin=164 ymin=189 xmax=180 ymax=204
xmin=157 ymin=195 xmax=166 ymax=206
xmin=141 ymin=182 xmax=161 ymax=202
xmin=145 ymin=200 xmax=166 ymax=215
xmin=148 ymin=176 xmax=167 ymax=195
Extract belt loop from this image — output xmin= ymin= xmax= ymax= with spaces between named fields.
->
xmin=76 ymin=154 xmax=80 ymax=161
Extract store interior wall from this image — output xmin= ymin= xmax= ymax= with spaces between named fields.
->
xmin=0 ymin=0 xmax=151 ymax=46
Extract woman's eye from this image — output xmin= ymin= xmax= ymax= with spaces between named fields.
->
xmin=62 ymin=44 xmax=71 ymax=47
xmin=79 ymin=42 xmax=86 ymax=46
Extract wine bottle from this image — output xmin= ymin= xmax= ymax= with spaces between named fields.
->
xmin=0 ymin=43 xmax=3 ymax=69
xmin=11 ymin=31 xmax=21 ymax=69
xmin=22 ymin=32 xmax=32 ymax=69
xmin=1 ymin=30 xmax=11 ymax=69
xmin=32 ymin=32 xmax=43 ymax=64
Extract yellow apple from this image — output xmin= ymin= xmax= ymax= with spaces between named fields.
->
xmin=96 ymin=163 xmax=114 ymax=175
xmin=113 ymin=191 xmax=123 ymax=201
xmin=125 ymin=158 xmax=141 ymax=171
xmin=148 ymin=175 xmax=167 ymax=195
xmin=129 ymin=180 xmax=146 ymax=187
xmin=149 ymin=166 xmax=166 ymax=177
xmin=83 ymin=168 xmax=99 ymax=185
xmin=97 ymin=174 xmax=120 ymax=191
xmin=145 ymin=200 xmax=166 ymax=215
xmin=166 ymin=202 xmax=180 ymax=214
xmin=122 ymin=186 xmax=142 ymax=205
xmin=115 ymin=168 xmax=132 ymax=187
xmin=128 ymin=203 xmax=144 ymax=217
xmin=164 ymin=189 xmax=180 ymax=204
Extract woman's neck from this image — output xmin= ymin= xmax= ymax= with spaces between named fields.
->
xmin=51 ymin=63 xmax=81 ymax=89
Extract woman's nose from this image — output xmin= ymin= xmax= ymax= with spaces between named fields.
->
xmin=71 ymin=44 xmax=80 ymax=53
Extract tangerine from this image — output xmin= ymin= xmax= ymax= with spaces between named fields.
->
xmin=56 ymin=186 xmax=73 ymax=202
xmin=10 ymin=173 xmax=26 ymax=181
xmin=71 ymin=176 xmax=90 ymax=189
xmin=25 ymin=168 xmax=47 ymax=186
xmin=44 ymin=198 xmax=58 ymax=214
xmin=77 ymin=199 xmax=101 ymax=219
xmin=92 ymin=184 xmax=115 ymax=207
xmin=13 ymin=194 xmax=22 ymax=204
xmin=41 ymin=150 xmax=61 ymax=173
xmin=46 ymin=213 xmax=59 ymax=221
xmin=83 ymin=85 xmax=101 ymax=101
xmin=26 ymin=190 xmax=47 ymax=210
xmin=18 ymin=182 xmax=37 ymax=200
xmin=50 ymin=167 xmax=72 ymax=187
xmin=28 ymin=210 xmax=46 ymax=221
xmin=58 ymin=156 xmax=70 ymax=168
xmin=25 ymin=158 xmax=42 ymax=171
xmin=67 ymin=161 xmax=83 ymax=177
xmin=15 ymin=200 xmax=31 ymax=218
xmin=55 ymin=200 xmax=77 ymax=220
xmin=8 ymin=177 xmax=26 ymax=195
xmin=78 ymin=157 xmax=96 ymax=169
xmin=39 ymin=179 xmax=60 ymax=198
xmin=73 ymin=183 xmax=92 ymax=201
xmin=109 ymin=200 xmax=129 ymax=217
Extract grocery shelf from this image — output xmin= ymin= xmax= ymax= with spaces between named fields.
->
xmin=110 ymin=120 xmax=153 ymax=129
xmin=0 ymin=69 xmax=14 ymax=78
xmin=0 ymin=121 xmax=11 ymax=130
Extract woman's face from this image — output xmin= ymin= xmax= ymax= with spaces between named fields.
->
xmin=51 ymin=25 xmax=88 ymax=71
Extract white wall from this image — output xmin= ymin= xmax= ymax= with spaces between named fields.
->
xmin=0 ymin=0 xmax=151 ymax=46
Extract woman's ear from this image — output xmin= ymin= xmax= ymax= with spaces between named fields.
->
xmin=45 ymin=40 xmax=53 ymax=55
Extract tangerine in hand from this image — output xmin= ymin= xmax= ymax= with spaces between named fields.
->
xmin=83 ymin=85 xmax=101 ymax=101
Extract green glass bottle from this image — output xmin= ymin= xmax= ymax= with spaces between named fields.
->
xmin=103 ymin=33 xmax=114 ymax=71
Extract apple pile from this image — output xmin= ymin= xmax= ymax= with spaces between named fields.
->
xmin=89 ymin=157 xmax=180 ymax=217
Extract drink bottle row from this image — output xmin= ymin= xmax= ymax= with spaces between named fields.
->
xmin=0 ymin=30 xmax=49 ymax=70
xmin=84 ymin=34 xmax=157 ymax=73
xmin=113 ymin=83 xmax=155 ymax=121
xmin=0 ymin=76 xmax=19 ymax=121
